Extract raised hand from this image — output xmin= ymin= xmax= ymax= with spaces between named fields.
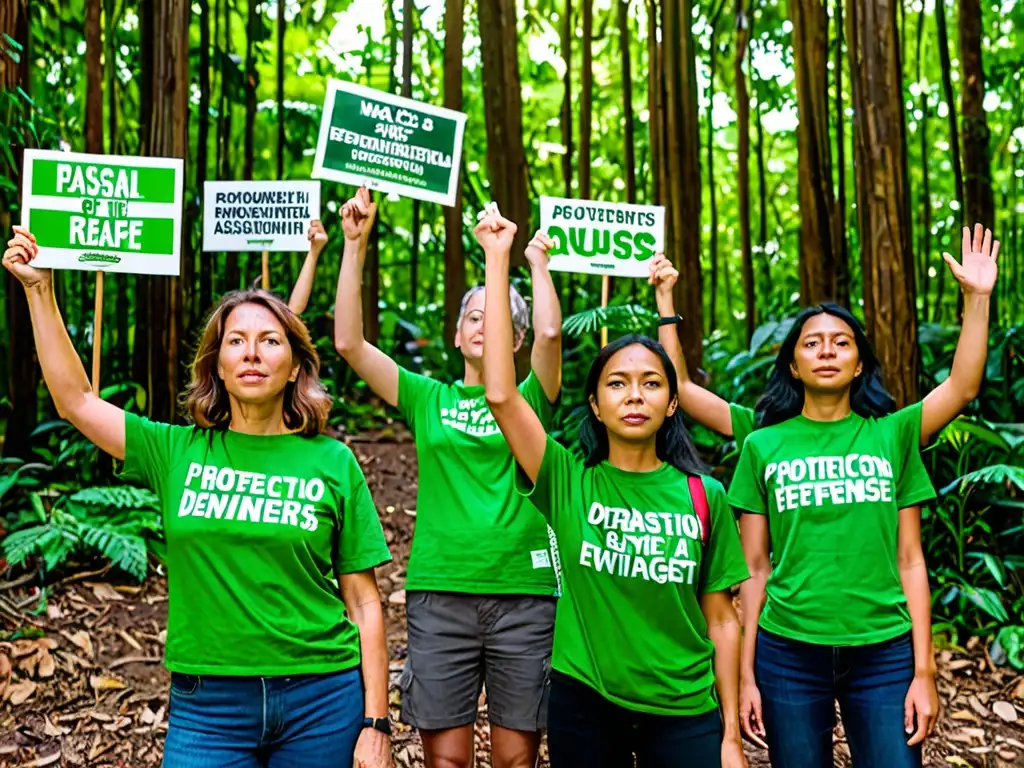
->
xmin=648 ymin=252 xmax=678 ymax=299
xmin=3 ymin=226 xmax=51 ymax=291
xmin=524 ymin=230 xmax=554 ymax=269
xmin=473 ymin=206 xmax=518 ymax=255
xmin=943 ymin=223 xmax=999 ymax=296
xmin=308 ymin=219 xmax=328 ymax=254
xmin=341 ymin=186 xmax=376 ymax=242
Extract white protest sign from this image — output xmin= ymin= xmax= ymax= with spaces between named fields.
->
xmin=22 ymin=149 xmax=184 ymax=275
xmin=202 ymin=181 xmax=321 ymax=252
xmin=312 ymin=79 xmax=466 ymax=206
xmin=539 ymin=196 xmax=665 ymax=278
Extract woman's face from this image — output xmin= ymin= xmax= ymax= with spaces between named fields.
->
xmin=789 ymin=312 xmax=863 ymax=392
xmin=216 ymin=302 xmax=300 ymax=405
xmin=455 ymin=290 xmax=485 ymax=362
xmin=589 ymin=344 xmax=677 ymax=443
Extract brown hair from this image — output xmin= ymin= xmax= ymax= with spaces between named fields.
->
xmin=183 ymin=290 xmax=332 ymax=436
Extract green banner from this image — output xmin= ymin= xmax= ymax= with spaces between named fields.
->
xmin=31 ymin=159 xmax=178 ymax=203
xmin=312 ymin=80 xmax=467 ymax=207
xmin=31 ymin=209 xmax=176 ymax=255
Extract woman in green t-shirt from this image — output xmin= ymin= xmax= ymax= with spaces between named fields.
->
xmin=3 ymin=226 xmax=394 ymax=768
xmin=332 ymin=189 xmax=562 ymax=768
xmin=477 ymin=210 xmax=751 ymax=768
xmin=725 ymin=225 xmax=998 ymax=768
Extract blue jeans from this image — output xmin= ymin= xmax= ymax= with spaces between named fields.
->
xmin=163 ymin=668 xmax=364 ymax=768
xmin=755 ymin=630 xmax=922 ymax=768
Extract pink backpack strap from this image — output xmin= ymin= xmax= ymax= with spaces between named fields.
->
xmin=687 ymin=475 xmax=711 ymax=547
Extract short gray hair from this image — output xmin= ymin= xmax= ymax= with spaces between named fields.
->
xmin=457 ymin=285 xmax=530 ymax=339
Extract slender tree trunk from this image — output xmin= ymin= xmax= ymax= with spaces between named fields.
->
xmin=478 ymin=0 xmax=530 ymax=263
xmin=139 ymin=0 xmax=191 ymax=422
xmin=618 ymin=0 xmax=636 ymax=204
xmin=707 ymin=15 xmax=719 ymax=333
xmin=402 ymin=0 xmax=420 ymax=306
xmin=443 ymin=0 xmax=466 ymax=349
xmin=647 ymin=0 xmax=663 ymax=207
xmin=244 ymin=0 xmax=257 ymax=183
xmin=790 ymin=0 xmax=844 ymax=305
xmin=959 ymin=0 xmax=994 ymax=233
xmin=85 ymin=0 xmax=103 ymax=154
xmin=562 ymin=0 xmax=575 ymax=313
xmin=833 ymin=0 xmax=849 ymax=307
xmin=933 ymin=0 xmax=962 ymax=321
xmin=580 ymin=0 xmax=593 ymax=199
xmin=735 ymin=0 xmax=755 ymax=342
xmin=916 ymin=3 xmax=931 ymax=320
xmin=847 ymin=0 xmax=919 ymax=405
xmin=196 ymin=0 xmax=211 ymax=325
xmin=277 ymin=0 xmax=286 ymax=179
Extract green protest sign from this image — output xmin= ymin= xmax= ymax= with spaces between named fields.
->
xmin=312 ymin=80 xmax=467 ymax=206
xmin=540 ymin=196 xmax=666 ymax=278
xmin=22 ymin=150 xmax=184 ymax=275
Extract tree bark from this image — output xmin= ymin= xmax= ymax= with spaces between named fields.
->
xmin=833 ymin=0 xmax=849 ymax=307
xmin=735 ymin=0 xmax=755 ymax=342
xmin=580 ymin=0 xmax=593 ymax=199
xmin=244 ymin=0 xmax=257 ymax=182
xmin=618 ymin=0 xmax=636 ymax=204
xmin=478 ymin=0 xmax=530 ymax=263
xmin=219 ymin=0 xmax=239 ymax=292
xmin=847 ymin=0 xmax=919 ymax=405
xmin=85 ymin=0 xmax=103 ymax=154
xmin=916 ymin=2 xmax=931 ymax=320
xmin=277 ymin=0 xmax=285 ymax=179
xmin=197 ymin=0 xmax=212 ymax=323
xmin=790 ymin=0 xmax=844 ymax=306
xmin=933 ymin=0 xmax=961 ymax=321
xmin=647 ymin=0 xmax=663 ymax=206
xmin=562 ymin=0 xmax=574 ymax=198
xmin=443 ymin=0 xmax=466 ymax=349
xmin=958 ymin=0 xmax=994 ymax=231
xmin=402 ymin=0 xmax=420 ymax=306
xmin=707 ymin=13 xmax=719 ymax=333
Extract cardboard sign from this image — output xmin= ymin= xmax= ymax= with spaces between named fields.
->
xmin=539 ymin=196 xmax=666 ymax=278
xmin=21 ymin=149 xmax=184 ymax=275
xmin=202 ymin=181 xmax=321 ymax=252
xmin=312 ymin=80 xmax=466 ymax=206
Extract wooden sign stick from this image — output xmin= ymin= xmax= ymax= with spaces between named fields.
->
xmin=91 ymin=272 xmax=104 ymax=395
xmin=261 ymin=250 xmax=270 ymax=290
xmin=600 ymin=275 xmax=610 ymax=348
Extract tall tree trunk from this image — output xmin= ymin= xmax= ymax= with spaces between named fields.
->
xmin=219 ymin=0 xmax=239 ymax=292
xmin=618 ymin=0 xmax=636 ymax=204
xmin=277 ymin=0 xmax=286 ymax=179
xmin=3 ymin=0 xmax=39 ymax=458
xmin=657 ymin=0 xmax=703 ymax=370
xmin=707 ymin=14 xmax=719 ymax=333
xmin=442 ymin=0 xmax=466 ymax=349
xmin=478 ymin=0 xmax=530 ymax=263
xmin=105 ymin=0 xmax=119 ymax=153
xmin=958 ymin=0 xmax=994 ymax=231
xmin=790 ymin=0 xmax=844 ymax=305
xmin=138 ymin=0 xmax=191 ymax=422
xmin=647 ymin=0 xmax=663 ymax=206
xmin=198 ymin=0 xmax=212 ymax=322
xmin=833 ymin=0 xmax=849 ymax=307
xmin=847 ymin=0 xmax=919 ymax=405
xmin=580 ymin=0 xmax=593 ymax=199
xmin=562 ymin=0 xmax=574 ymax=198
xmin=735 ymin=0 xmax=755 ymax=342
xmin=85 ymin=0 xmax=103 ymax=154
xmin=933 ymin=0 xmax=962 ymax=321
xmin=755 ymin=87 xmax=770 ymax=300
xmin=244 ymin=0 xmax=257 ymax=183
xmin=916 ymin=3 xmax=931 ymax=320
xmin=402 ymin=0 xmax=420 ymax=306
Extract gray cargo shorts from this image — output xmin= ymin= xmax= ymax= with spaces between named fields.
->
xmin=399 ymin=591 xmax=556 ymax=732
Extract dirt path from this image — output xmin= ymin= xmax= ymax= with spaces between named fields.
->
xmin=2 ymin=439 xmax=1022 ymax=766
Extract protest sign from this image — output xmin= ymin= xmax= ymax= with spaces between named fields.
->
xmin=312 ymin=80 xmax=466 ymax=206
xmin=22 ymin=150 xmax=184 ymax=275
xmin=539 ymin=196 xmax=665 ymax=278
xmin=202 ymin=181 xmax=320 ymax=252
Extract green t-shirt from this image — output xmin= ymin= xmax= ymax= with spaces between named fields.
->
xmin=730 ymin=403 xmax=757 ymax=450
xmin=398 ymin=368 xmax=558 ymax=595
xmin=728 ymin=404 xmax=936 ymax=645
xmin=120 ymin=413 xmax=392 ymax=676
xmin=518 ymin=437 xmax=750 ymax=716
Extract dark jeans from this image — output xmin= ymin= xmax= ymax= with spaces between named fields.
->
xmin=162 ymin=668 xmax=364 ymax=768
xmin=756 ymin=630 xmax=922 ymax=768
xmin=546 ymin=671 xmax=723 ymax=768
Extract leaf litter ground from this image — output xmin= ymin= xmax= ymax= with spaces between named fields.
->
xmin=1 ymin=439 xmax=1022 ymax=767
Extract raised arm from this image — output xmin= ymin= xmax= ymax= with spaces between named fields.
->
xmin=649 ymin=254 xmax=734 ymax=436
xmin=480 ymin=211 xmax=548 ymax=483
xmin=3 ymin=227 xmax=125 ymax=459
xmin=920 ymin=224 xmax=999 ymax=444
xmin=333 ymin=188 xmax=399 ymax=408
xmin=524 ymin=231 xmax=562 ymax=403
xmin=287 ymin=219 xmax=327 ymax=314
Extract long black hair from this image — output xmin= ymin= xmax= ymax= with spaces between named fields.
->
xmin=755 ymin=303 xmax=896 ymax=428
xmin=579 ymin=334 xmax=707 ymax=475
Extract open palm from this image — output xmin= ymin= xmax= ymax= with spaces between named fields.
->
xmin=944 ymin=223 xmax=999 ymax=296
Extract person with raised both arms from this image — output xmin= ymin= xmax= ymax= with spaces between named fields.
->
xmin=477 ymin=206 xmax=751 ymax=768
xmin=332 ymin=187 xmax=562 ymax=768
xmin=3 ymin=225 xmax=394 ymax=768
xmin=725 ymin=224 xmax=999 ymax=767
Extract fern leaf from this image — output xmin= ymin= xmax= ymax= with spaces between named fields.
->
xmin=71 ymin=486 xmax=160 ymax=510
xmin=80 ymin=525 xmax=149 ymax=582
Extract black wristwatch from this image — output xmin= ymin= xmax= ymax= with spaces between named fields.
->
xmin=363 ymin=716 xmax=392 ymax=736
xmin=658 ymin=314 xmax=684 ymax=327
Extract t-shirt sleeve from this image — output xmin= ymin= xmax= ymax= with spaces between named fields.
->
xmin=396 ymin=367 xmax=442 ymax=432
xmin=519 ymin=371 xmax=557 ymax=429
xmin=336 ymin=450 xmax=392 ymax=574
xmin=886 ymin=403 xmax=936 ymax=507
xmin=118 ymin=412 xmax=190 ymax=497
xmin=727 ymin=439 xmax=767 ymax=514
xmin=513 ymin=435 xmax=578 ymax=527
xmin=702 ymin=479 xmax=751 ymax=593
xmin=729 ymin=403 xmax=757 ymax=451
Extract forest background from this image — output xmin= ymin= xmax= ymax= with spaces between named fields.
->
xmin=0 ymin=0 xmax=1023 ymax=721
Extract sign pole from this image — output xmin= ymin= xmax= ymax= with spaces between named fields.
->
xmin=600 ymin=275 xmax=610 ymax=348
xmin=91 ymin=273 xmax=104 ymax=395
xmin=261 ymin=250 xmax=270 ymax=290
